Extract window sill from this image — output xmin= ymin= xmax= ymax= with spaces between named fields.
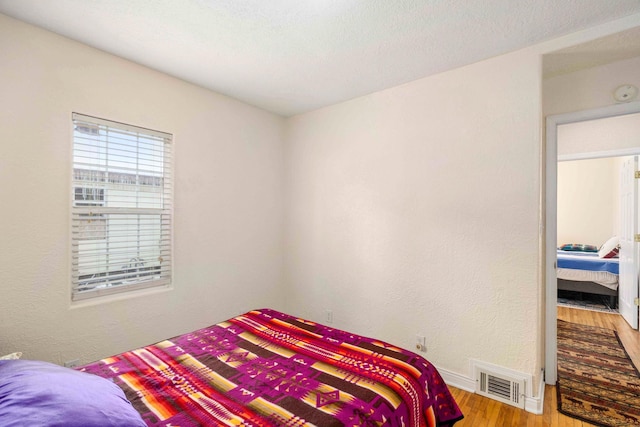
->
xmin=69 ymin=284 xmax=173 ymax=309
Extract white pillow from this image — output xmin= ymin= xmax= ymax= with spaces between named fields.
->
xmin=0 ymin=352 xmax=22 ymax=360
xmin=598 ymin=236 xmax=620 ymax=259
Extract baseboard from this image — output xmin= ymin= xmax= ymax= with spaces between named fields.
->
xmin=437 ymin=366 xmax=475 ymax=393
xmin=437 ymin=366 xmax=545 ymax=415
xmin=524 ymin=369 xmax=545 ymax=415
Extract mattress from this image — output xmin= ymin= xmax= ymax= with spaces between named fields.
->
xmin=557 ymin=250 xmax=619 ymax=290
xmin=79 ymin=308 xmax=463 ymax=426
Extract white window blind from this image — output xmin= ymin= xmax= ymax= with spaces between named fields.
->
xmin=71 ymin=113 xmax=172 ymax=300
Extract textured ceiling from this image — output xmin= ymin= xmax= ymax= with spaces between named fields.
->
xmin=543 ymin=26 xmax=640 ymax=78
xmin=1 ymin=0 xmax=640 ymax=116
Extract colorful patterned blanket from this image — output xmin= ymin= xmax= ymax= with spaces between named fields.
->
xmin=80 ymin=309 xmax=463 ymax=426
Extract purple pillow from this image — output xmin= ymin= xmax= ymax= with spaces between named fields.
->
xmin=0 ymin=359 xmax=145 ymax=427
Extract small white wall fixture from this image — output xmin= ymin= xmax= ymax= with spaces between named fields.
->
xmin=545 ymin=100 xmax=640 ymax=385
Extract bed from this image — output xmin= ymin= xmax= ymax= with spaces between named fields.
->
xmin=0 ymin=308 xmax=463 ymax=427
xmin=557 ymin=249 xmax=619 ymax=308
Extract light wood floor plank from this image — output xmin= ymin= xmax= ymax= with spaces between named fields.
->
xmin=448 ymin=307 xmax=638 ymax=426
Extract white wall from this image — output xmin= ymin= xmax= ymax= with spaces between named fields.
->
xmin=557 ymin=157 xmax=619 ymax=247
xmin=544 ymin=56 xmax=640 ymax=117
xmin=0 ymin=14 xmax=286 ymax=365
xmin=284 ymin=48 xmax=543 ymax=381
xmin=557 ymin=112 xmax=640 ymax=158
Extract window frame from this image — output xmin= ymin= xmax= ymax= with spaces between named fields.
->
xmin=71 ymin=113 xmax=173 ymax=301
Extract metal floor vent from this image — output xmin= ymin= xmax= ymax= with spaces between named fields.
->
xmin=475 ymin=366 xmax=526 ymax=409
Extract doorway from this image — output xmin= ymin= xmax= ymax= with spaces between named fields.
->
xmin=544 ymin=102 xmax=640 ymax=385
xmin=557 ymin=155 xmax=625 ymax=314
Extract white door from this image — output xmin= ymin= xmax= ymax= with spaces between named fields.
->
xmin=619 ymin=156 xmax=639 ymax=329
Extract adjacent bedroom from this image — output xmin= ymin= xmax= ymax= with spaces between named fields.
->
xmin=555 ymin=112 xmax=640 ymax=321
xmin=556 ymin=156 xmax=624 ymax=313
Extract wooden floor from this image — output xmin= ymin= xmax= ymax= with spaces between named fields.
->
xmin=447 ymin=306 xmax=640 ymax=426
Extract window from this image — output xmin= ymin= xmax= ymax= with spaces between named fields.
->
xmin=71 ymin=113 xmax=172 ymax=300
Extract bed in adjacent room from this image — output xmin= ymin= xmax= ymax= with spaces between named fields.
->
xmin=557 ymin=241 xmax=619 ymax=308
xmin=0 ymin=308 xmax=463 ymax=427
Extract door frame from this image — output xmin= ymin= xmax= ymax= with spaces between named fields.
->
xmin=545 ymin=101 xmax=640 ymax=385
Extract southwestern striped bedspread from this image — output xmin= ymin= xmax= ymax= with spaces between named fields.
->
xmin=80 ymin=309 xmax=463 ymax=426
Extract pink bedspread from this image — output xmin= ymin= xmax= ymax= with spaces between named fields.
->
xmin=80 ymin=309 xmax=463 ymax=426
